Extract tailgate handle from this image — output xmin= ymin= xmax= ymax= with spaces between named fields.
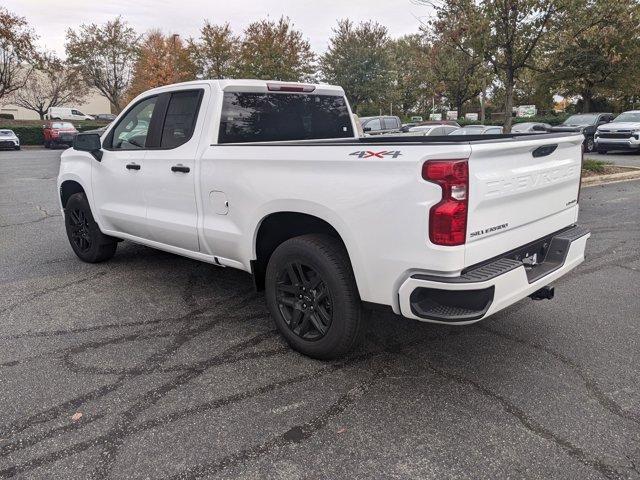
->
xmin=532 ymin=144 xmax=558 ymax=158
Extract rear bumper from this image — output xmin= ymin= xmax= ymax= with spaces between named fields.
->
xmin=398 ymin=225 xmax=590 ymax=324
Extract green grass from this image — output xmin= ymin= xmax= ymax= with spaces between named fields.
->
xmin=582 ymin=159 xmax=608 ymax=173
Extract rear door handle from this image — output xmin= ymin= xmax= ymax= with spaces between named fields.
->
xmin=171 ymin=164 xmax=190 ymax=173
xmin=126 ymin=163 xmax=141 ymax=170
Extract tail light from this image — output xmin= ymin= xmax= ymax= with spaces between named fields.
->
xmin=422 ymin=159 xmax=469 ymax=246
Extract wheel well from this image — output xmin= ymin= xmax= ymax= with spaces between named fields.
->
xmin=252 ymin=212 xmax=346 ymax=291
xmin=60 ymin=181 xmax=85 ymax=208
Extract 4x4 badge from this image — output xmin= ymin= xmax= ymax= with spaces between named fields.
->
xmin=349 ymin=150 xmax=402 ymax=158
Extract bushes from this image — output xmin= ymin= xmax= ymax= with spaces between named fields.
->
xmin=0 ymin=123 xmax=107 ymax=145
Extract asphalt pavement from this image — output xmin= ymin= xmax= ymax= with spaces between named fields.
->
xmin=586 ymin=150 xmax=640 ymax=168
xmin=0 ymin=148 xmax=639 ymax=479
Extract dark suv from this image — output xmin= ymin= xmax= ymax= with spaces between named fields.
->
xmin=549 ymin=113 xmax=614 ymax=152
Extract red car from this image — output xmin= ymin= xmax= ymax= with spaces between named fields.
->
xmin=43 ymin=121 xmax=78 ymax=148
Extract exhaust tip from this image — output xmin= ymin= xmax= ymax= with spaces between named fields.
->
xmin=530 ymin=286 xmax=555 ymax=301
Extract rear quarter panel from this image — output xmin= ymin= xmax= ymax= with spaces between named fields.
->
xmin=198 ymin=143 xmax=471 ymax=306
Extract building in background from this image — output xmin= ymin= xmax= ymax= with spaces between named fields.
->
xmin=0 ymin=89 xmax=111 ymax=120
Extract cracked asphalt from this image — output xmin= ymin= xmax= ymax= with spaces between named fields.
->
xmin=1 ymin=148 xmax=639 ymax=479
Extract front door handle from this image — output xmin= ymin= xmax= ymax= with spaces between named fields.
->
xmin=171 ymin=164 xmax=190 ymax=173
xmin=126 ymin=163 xmax=141 ymax=170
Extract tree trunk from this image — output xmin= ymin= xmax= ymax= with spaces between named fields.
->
xmin=503 ymin=70 xmax=515 ymax=133
xmin=39 ymin=112 xmax=45 ymax=120
xmin=582 ymin=92 xmax=592 ymax=113
xmin=456 ymin=97 xmax=463 ymax=119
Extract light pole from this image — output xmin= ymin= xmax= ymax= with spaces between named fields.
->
xmin=172 ymin=33 xmax=180 ymax=84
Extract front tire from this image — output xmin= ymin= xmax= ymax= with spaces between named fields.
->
xmin=64 ymin=192 xmax=117 ymax=263
xmin=265 ymin=234 xmax=362 ymax=359
xmin=585 ymin=136 xmax=595 ymax=152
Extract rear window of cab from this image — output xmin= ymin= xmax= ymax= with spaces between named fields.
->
xmin=218 ymin=92 xmax=354 ymax=143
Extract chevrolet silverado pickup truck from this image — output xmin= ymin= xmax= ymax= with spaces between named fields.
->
xmin=58 ymin=79 xmax=590 ymax=359
xmin=594 ymin=110 xmax=640 ymax=153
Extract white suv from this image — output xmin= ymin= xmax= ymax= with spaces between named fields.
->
xmin=595 ymin=110 xmax=640 ymax=153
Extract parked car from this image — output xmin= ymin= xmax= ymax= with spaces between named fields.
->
xmin=449 ymin=125 xmax=503 ymax=135
xmin=549 ymin=113 xmax=614 ymax=152
xmin=511 ymin=122 xmax=551 ymax=134
xmin=401 ymin=120 xmax=461 ymax=133
xmin=406 ymin=124 xmax=459 ymax=136
xmin=59 ymin=79 xmax=589 ymax=359
xmin=360 ymin=116 xmax=402 ymax=135
xmin=45 ymin=107 xmax=94 ymax=121
xmin=594 ymin=110 xmax=640 ymax=154
xmin=0 ymin=129 xmax=20 ymax=150
xmin=94 ymin=113 xmax=117 ymax=121
xmin=43 ymin=121 xmax=78 ymax=148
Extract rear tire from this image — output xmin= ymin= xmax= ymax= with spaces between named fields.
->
xmin=265 ymin=234 xmax=362 ymax=359
xmin=64 ymin=192 xmax=117 ymax=263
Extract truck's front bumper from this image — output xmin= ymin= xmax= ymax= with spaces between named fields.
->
xmin=398 ymin=226 xmax=590 ymax=325
xmin=594 ymin=138 xmax=640 ymax=151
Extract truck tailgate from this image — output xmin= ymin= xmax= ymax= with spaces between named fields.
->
xmin=465 ymin=134 xmax=583 ymax=266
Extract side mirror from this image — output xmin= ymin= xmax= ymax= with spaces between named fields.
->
xmin=73 ymin=132 xmax=103 ymax=161
xmin=363 ymin=126 xmax=371 ymax=132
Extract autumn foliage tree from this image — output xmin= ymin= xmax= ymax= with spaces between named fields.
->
xmin=188 ymin=22 xmax=239 ymax=79
xmin=13 ymin=54 xmax=87 ymax=119
xmin=0 ymin=7 xmax=37 ymax=101
xmin=66 ymin=17 xmax=140 ymax=112
xmin=236 ymin=17 xmax=314 ymax=81
xmin=128 ymin=30 xmax=195 ymax=99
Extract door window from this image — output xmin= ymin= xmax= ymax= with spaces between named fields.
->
xmin=161 ymin=90 xmax=202 ymax=148
xmin=72 ymin=109 xmax=83 ymax=116
xmin=365 ymin=118 xmax=382 ymax=131
xmin=110 ymin=96 xmax=157 ymax=150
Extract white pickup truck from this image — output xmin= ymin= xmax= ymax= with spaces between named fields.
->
xmin=58 ymin=79 xmax=590 ymax=359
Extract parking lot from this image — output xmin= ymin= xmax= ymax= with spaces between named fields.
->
xmin=1 ymin=148 xmax=639 ymax=479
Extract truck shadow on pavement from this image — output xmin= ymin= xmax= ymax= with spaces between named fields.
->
xmin=0 ymin=243 xmax=637 ymax=479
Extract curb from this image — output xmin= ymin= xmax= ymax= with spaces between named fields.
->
xmin=582 ymin=167 xmax=640 ymax=187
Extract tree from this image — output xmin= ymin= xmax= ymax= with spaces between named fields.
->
xmin=423 ymin=0 xmax=564 ymax=131
xmin=420 ymin=0 xmax=491 ymax=119
xmin=481 ymin=0 xmax=563 ymax=131
xmin=188 ymin=22 xmax=240 ymax=79
xmin=547 ymin=0 xmax=640 ymax=112
xmin=128 ymin=30 xmax=195 ymax=99
xmin=320 ymin=20 xmax=393 ymax=113
xmin=391 ymin=35 xmax=432 ymax=116
xmin=12 ymin=54 xmax=87 ymax=119
xmin=0 ymin=7 xmax=37 ymax=101
xmin=236 ymin=17 xmax=314 ymax=81
xmin=65 ymin=17 xmax=141 ymax=112
xmin=427 ymin=42 xmax=489 ymax=117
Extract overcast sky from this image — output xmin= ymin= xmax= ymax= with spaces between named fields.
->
xmin=5 ymin=0 xmax=432 ymax=57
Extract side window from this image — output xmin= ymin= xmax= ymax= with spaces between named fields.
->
xmin=383 ymin=118 xmax=397 ymax=130
xmin=428 ymin=127 xmax=443 ymax=136
xmin=366 ymin=118 xmax=382 ymax=131
xmin=72 ymin=109 xmax=82 ymax=116
xmin=486 ymin=127 xmax=502 ymax=134
xmin=110 ymin=96 xmax=157 ymax=150
xmin=160 ymin=90 xmax=202 ymax=149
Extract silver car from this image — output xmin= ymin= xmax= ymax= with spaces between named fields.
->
xmin=0 ymin=129 xmax=20 ymax=150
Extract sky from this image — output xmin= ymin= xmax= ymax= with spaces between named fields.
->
xmin=4 ymin=0 xmax=432 ymax=57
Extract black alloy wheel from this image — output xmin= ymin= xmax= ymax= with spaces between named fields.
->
xmin=68 ymin=207 xmax=92 ymax=253
xmin=275 ymin=261 xmax=333 ymax=341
